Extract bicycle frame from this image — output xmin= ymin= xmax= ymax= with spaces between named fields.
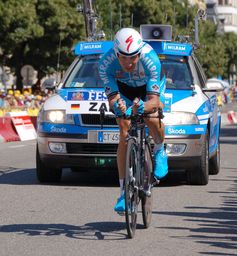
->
xmin=127 ymin=116 xmax=149 ymax=195
xmin=99 ymin=110 xmax=156 ymax=238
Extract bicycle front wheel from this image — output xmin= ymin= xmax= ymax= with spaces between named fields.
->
xmin=125 ymin=138 xmax=139 ymax=239
xmin=141 ymin=141 xmax=153 ymax=228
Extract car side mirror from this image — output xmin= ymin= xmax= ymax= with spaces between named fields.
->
xmin=42 ymin=78 xmax=57 ymax=91
xmin=203 ymin=79 xmax=224 ymax=92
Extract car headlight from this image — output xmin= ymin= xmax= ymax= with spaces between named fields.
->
xmin=163 ymin=112 xmax=199 ymax=125
xmin=38 ymin=110 xmax=74 ymax=124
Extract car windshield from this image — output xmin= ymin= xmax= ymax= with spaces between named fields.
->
xmin=160 ymin=55 xmax=193 ymax=89
xmin=64 ymin=55 xmax=103 ymax=88
xmin=64 ymin=54 xmax=193 ymax=89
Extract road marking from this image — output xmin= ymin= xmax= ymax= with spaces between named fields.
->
xmin=9 ymin=145 xmax=26 ymax=148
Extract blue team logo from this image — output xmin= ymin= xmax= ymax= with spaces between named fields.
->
xmin=68 ymin=91 xmax=107 ymax=101
xmin=105 ymin=86 xmax=111 ymax=95
xmin=71 ymin=92 xmax=84 ymax=100
xmin=68 ymin=91 xmax=86 ymax=100
xmin=152 ymin=84 xmax=159 ymax=91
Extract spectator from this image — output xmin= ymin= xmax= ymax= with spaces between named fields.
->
xmin=6 ymin=94 xmax=17 ymax=108
xmin=0 ymin=92 xmax=7 ymax=108
xmin=15 ymin=94 xmax=25 ymax=108
xmin=234 ymin=81 xmax=237 ymax=101
xmin=0 ymin=88 xmax=45 ymax=113
xmin=32 ymin=80 xmax=42 ymax=95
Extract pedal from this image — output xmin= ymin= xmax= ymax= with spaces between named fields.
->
xmin=134 ymin=185 xmax=139 ymax=192
xmin=144 ymin=184 xmax=152 ymax=197
xmin=142 ymin=177 xmax=160 ymax=197
xmin=116 ymin=211 xmax=125 ymax=216
xmin=142 ymin=184 xmax=153 ymax=197
xmin=151 ymin=176 xmax=160 ymax=188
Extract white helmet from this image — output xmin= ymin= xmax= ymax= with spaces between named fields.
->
xmin=114 ymin=28 xmax=144 ymax=56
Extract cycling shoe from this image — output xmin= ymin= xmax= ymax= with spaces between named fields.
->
xmin=114 ymin=194 xmax=125 ymax=213
xmin=154 ymin=146 xmax=168 ymax=179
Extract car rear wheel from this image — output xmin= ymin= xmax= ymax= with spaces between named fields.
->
xmin=36 ymin=146 xmax=62 ymax=183
xmin=209 ymin=141 xmax=220 ymax=175
xmin=187 ymin=130 xmax=209 ymax=185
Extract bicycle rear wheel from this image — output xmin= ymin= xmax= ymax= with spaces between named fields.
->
xmin=141 ymin=141 xmax=153 ymax=228
xmin=125 ymin=138 xmax=139 ymax=239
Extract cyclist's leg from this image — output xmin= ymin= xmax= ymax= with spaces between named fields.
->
xmin=114 ymin=118 xmax=130 ymax=212
xmin=114 ymin=94 xmax=132 ymax=212
xmin=116 ymin=118 xmax=130 ymax=180
xmin=145 ymin=95 xmax=168 ymax=180
xmin=116 ymin=94 xmax=133 ymax=181
xmin=145 ymin=116 xmax=168 ymax=179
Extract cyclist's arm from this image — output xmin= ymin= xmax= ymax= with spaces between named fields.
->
xmin=98 ymin=49 xmax=120 ymax=98
xmin=108 ymin=93 xmax=120 ymax=110
xmin=145 ymin=75 xmax=166 ymax=111
xmin=144 ymin=94 xmax=160 ymax=112
xmin=98 ymin=49 xmax=127 ymax=113
xmin=98 ymin=63 xmax=124 ymax=113
xmin=140 ymin=47 xmax=165 ymax=111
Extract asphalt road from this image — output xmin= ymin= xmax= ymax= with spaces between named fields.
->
xmin=0 ymin=107 xmax=236 ymax=256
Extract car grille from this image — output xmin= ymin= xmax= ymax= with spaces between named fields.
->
xmin=67 ymin=143 xmax=118 ymax=154
xmin=81 ymin=114 xmax=117 ymax=126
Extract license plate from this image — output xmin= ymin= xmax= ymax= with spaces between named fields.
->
xmin=98 ymin=131 xmax=119 ymax=144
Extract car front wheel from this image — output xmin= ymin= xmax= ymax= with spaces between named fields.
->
xmin=36 ymin=146 xmax=62 ymax=183
xmin=209 ymin=141 xmax=220 ymax=175
xmin=187 ymin=130 xmax=209 ymax=185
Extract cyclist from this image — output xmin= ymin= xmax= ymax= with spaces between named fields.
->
xmin=98 ymin=27 xmax=168 ymax=213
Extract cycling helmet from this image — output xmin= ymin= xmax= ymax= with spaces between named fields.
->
xmin=114 ymin=28 xmax=144 ymax=57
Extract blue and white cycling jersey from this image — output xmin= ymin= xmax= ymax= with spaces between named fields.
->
xmin=98 ymin=43 xmax=166 ymax=104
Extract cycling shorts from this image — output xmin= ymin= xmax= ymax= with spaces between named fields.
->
xmin=117 ymin=80 xmax=165 ymax=107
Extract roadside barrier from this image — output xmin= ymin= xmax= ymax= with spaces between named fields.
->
xmin=0 ymin=116 xmax=20 ymax=142
xmin=227 ymin=110 xmax=237 ymax=124
xmin=6 ymin=112 xmax=37 ymax=141
xmin=0 ymin=111 xmax=37 ymax=142
xmin=30 ymin=116 xmax=37 ymax=129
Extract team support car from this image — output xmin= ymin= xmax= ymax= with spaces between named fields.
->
xmin=36 ymin=25 xmax=223 ymax=185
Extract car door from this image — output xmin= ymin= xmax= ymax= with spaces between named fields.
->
xmin=192 ymin=55 xmax=220 ymax=154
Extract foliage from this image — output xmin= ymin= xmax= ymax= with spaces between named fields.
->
xmin=195 ymin=20 xmax=228 ymax=78
xmin=221 ymin=32 xmax=237 ymax=78
xmin=0 ymin=0 xmax=84 ymax=90
xmin=1 ymin=0 xmax=237 ymax=88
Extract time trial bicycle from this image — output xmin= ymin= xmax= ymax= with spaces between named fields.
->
xmin=100 ymin=109 xmax=160 ymax=238
xmin=123 ymin=112 xmax=160 ymax=238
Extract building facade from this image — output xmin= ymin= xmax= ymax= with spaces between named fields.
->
xmin=189 ymin=0 xmax=206 ymax=9
xmin=205 ymin=0 xmax=237 ymax=33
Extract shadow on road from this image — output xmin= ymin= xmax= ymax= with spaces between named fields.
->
xmin=220 ymin=126 xmax=237 ymax=137
xmin=0 ymin=168 xmax=119 ymax=187
xmin=0 ymin=166 xmax=188 ymax=187
xmin=0 ymin=222 xmax=125 ymax=240
xmin=0 ymin=221 xmax=145 ymax=240
xmin=220 ymin=125 xmax=237 ymax=145
xmin=153 ymin=175 xmax=237 ymax=255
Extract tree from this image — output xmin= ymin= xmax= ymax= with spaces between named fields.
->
xmin=0 ymin=0 xmax=43 ymax=89
xmin=25 ymin=0 xmax=85 ymax=86
xmin=1 ymin=0 xmax=237 ymax=88
xmin=96 ymin=0 xmax=232 ymax=79
xmin=195 ymin=20 xmax=228 ymax=78
xmin=221 ymin=32 xmax=237 ymax=81
xmin=0 ymin=0 xmax=85 ymax=91
xmin=96 ymin=0 xmax=197 ymax=39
